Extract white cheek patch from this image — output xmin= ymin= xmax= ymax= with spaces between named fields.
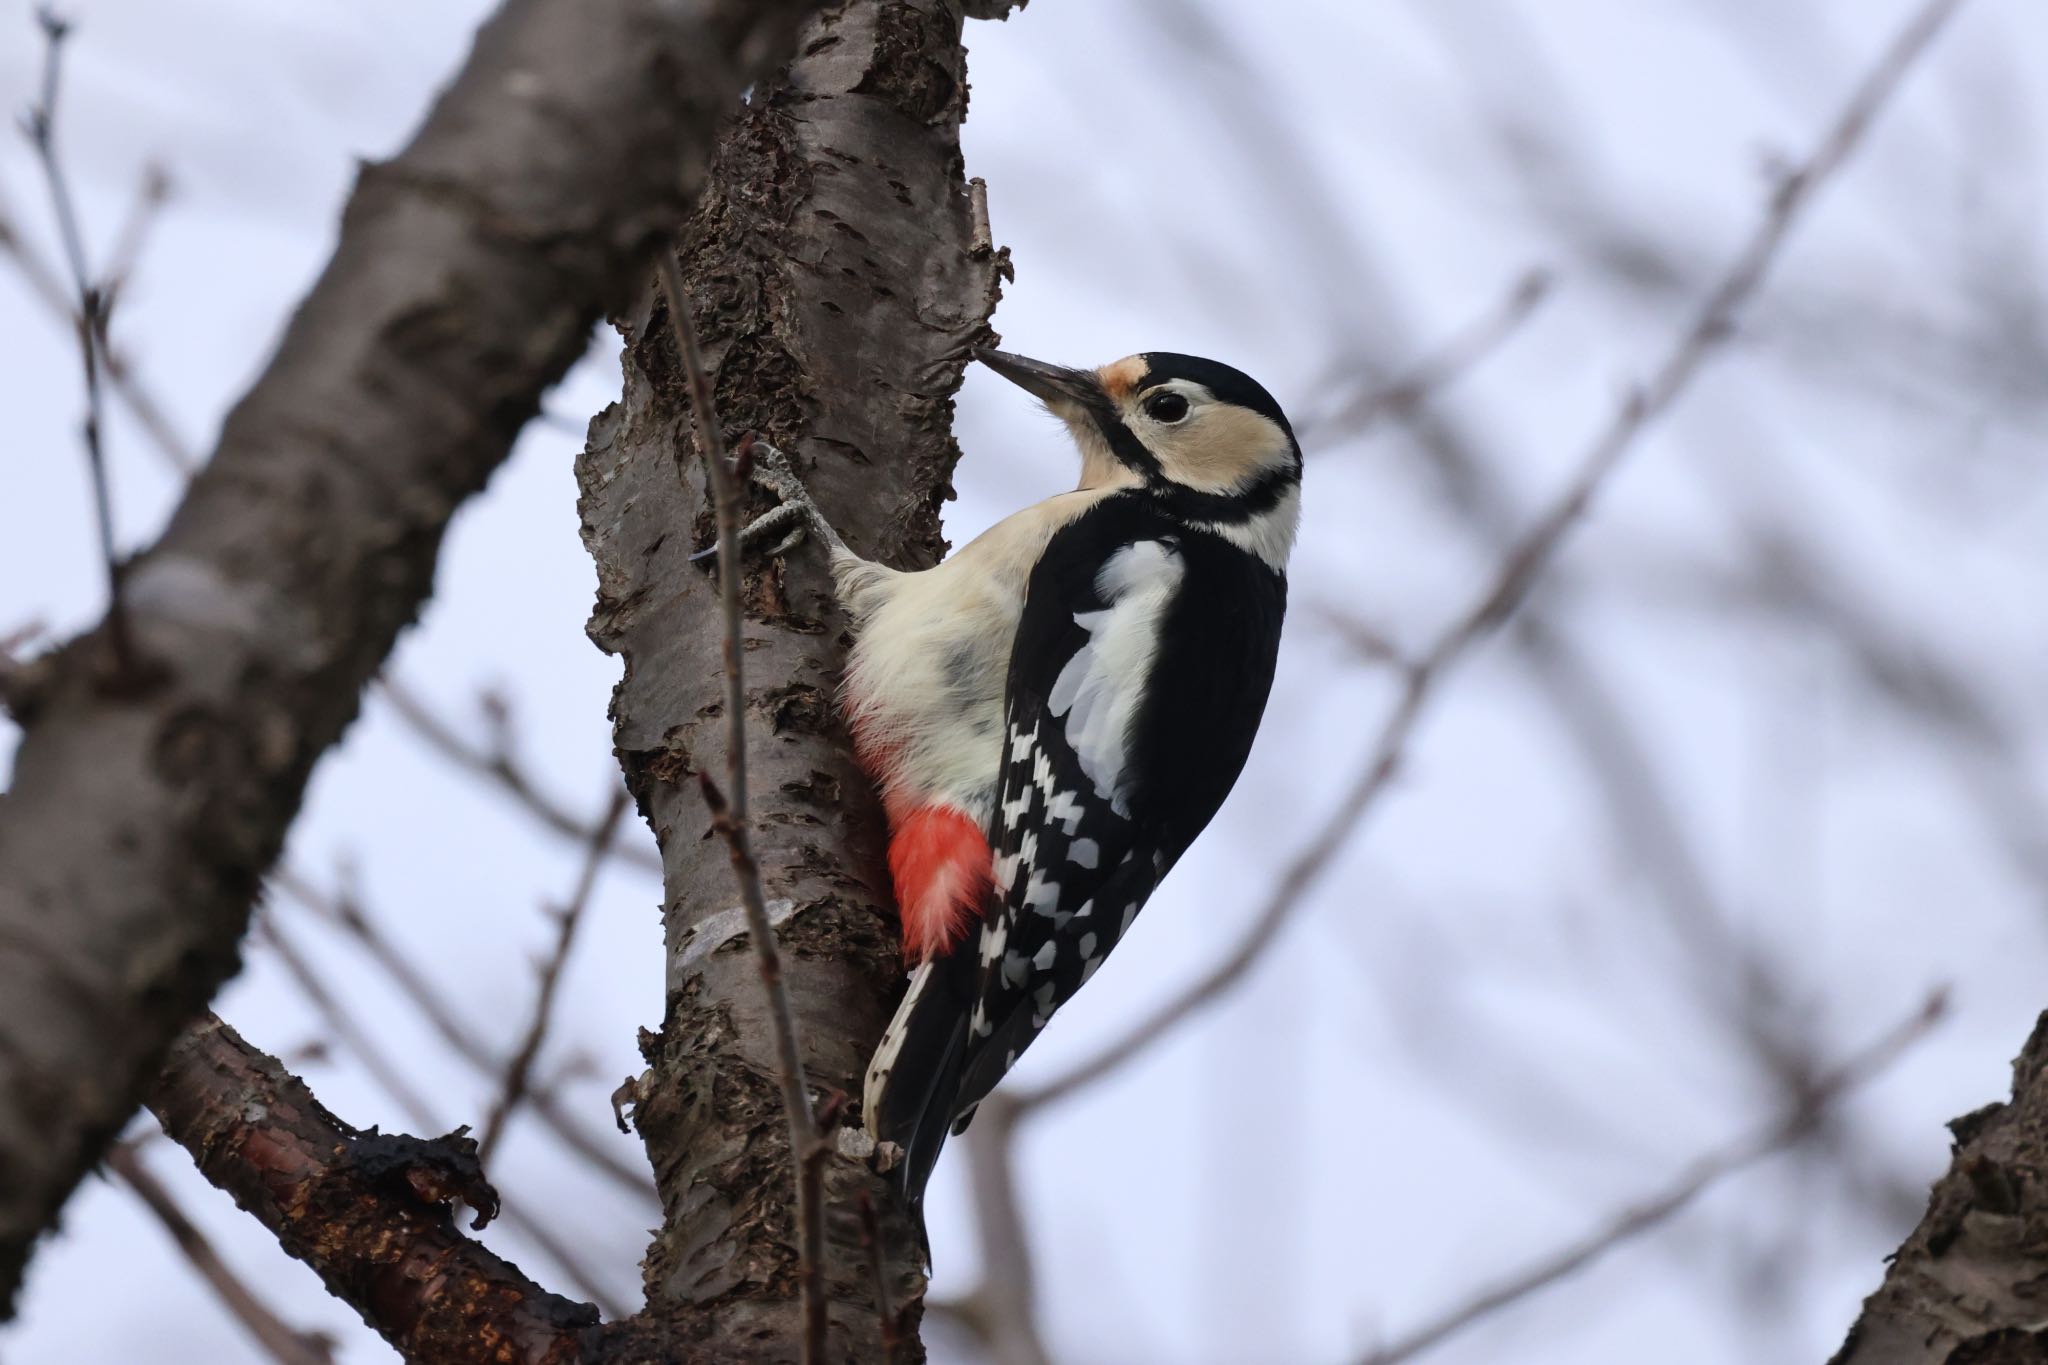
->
xmin=1196 ymin=481 xmax=1301 ymax=572
xmin=1045 ymin=540 xmax=1184 ymax=816
xmin=1150 ymin=403 xmax=1292 ymax=495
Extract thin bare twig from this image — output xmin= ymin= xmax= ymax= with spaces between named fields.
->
xmin=22 ymin=7 xmax=133 ymax=674
xmin=375 ymin=679 xmax=663 ymax=876
xmin=3 ymin=157 xmax=198 ymax=480
xmin=1304 ymin=267 xmax=1553 ymax=442
xmin=97 ymin=160 xmax=171 ymax=312
xmin=257 ymin=915 xmax=443 ymax=1129
xmin=477 ymin=791 xmax=630 ymax=1166
xmin=107 ymin=1140 xmax=338 ymax=1365
xmin=857 ymin=1192 xmax=901 ymax=1365
xmin=656 ymin=249 xmax=826 ymax=1364
xmin=1017 ymin=0 xmax=1971 ymax=1112
xmin=269 ymin=864 xmax=656 ymax=1201
xmin=1358 ymin=990 xmax=1948 ymax=1365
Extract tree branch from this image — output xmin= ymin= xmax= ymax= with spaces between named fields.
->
xmin=0 ymin=184 xmax=655 ymax=885
xmin=254 ymin=912 xmax=631 ymax=1320
xmin=944 ymin=1096 xmax=1051 ymax=1365
xmin=0 ymin=188 xmax=649 ymax=876
xmin=1831 ymin=993 xmax=2048 ymax=1346
xmin=147 ymin=1016 xmax=602 ymax=1364
xmin=0 ymin=0 xmax=821 ymax=1305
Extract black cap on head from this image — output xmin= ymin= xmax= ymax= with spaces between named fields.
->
xmin=1137 ymin=352 xmax=1295 ymax=438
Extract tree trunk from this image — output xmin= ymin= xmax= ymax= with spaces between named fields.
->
xmin=1832 ymin=1013 xmax=2048 ymax=1365
xmin=575 ymin=1 xmax=1016 ymax=1357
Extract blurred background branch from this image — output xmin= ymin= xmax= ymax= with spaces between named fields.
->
xmin=1021 ymin=0 xmax=1964 ymax=1113
xmin=1360 ymin=989 xmax=1946 ymax=1365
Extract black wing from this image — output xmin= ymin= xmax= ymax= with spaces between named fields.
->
xmin=869 ymin=496 xmax=1285 ymax=1210
xmin=947 ymin=497 xmax=1287 ymax=1127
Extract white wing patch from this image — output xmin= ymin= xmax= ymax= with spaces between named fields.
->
xmin=1045 ymin=540 xmax=1184 ymax=816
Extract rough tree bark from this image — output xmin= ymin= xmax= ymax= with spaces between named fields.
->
xmin=151 ymin=1017 xmax=603 ymax=1365
xmin=1833 ymin=1013 xmax=2048 ymax=1365
xmin=0 ymin=0 xmax=818 ymax=1309
xmin=576 ymin=1 xmax=1018 ymax=1357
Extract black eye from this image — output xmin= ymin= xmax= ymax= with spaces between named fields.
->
xmin=1144 ymin=391 xmax=1190 ymax=423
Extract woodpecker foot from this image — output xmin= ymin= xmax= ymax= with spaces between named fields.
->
xmin=692 ymin=438 xmax=850 ymax=564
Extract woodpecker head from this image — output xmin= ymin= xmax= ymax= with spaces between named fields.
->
xmin=975 ymin=346 xmax=1301 ymax=566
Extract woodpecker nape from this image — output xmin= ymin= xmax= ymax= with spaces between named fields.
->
xmin=733 ymin=347 xmax=1299 ymax=1224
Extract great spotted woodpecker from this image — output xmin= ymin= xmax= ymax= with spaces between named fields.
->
xmin=741 ymin=348 xmax=1299 ymax=1212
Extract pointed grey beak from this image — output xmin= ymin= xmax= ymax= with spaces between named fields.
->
xmin=973 ymin=347 xmax=1104 ymax=412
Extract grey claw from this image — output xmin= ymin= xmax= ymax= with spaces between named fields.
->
xmin=693 ymin=475 xmax=824 ymax=564
xmin=694 ymin=438 xmax=848 ymax=564
xmin=746 ymin=443 xmax=808 ymax=502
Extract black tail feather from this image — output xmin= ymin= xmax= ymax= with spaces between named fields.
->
xmin=867 ymin=949 xmax=978 ymax=1230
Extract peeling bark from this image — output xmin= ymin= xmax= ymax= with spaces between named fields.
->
xmin=576 ymin=2 xmax=1015 ymax=1357
xmin=0 ymin=0 xmax=819 ymax=1307
xmin=1833 ymin=1015 xmax=2048 ymax=1365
